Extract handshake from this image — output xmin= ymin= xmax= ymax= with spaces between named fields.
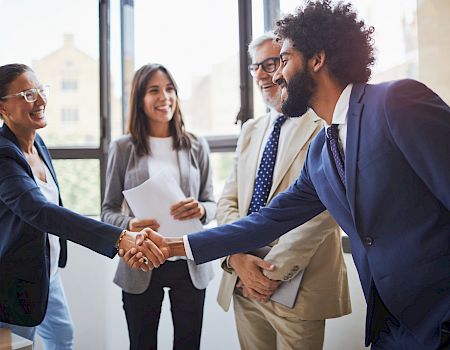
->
xmin=117 ymin=228 xmax=186 ymax=271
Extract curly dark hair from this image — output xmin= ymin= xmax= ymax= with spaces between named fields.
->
xmin=275 ymin=0 xmax=375 ymax=85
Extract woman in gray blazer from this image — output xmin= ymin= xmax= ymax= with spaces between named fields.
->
xmin=101 ymin=63 xmax=215 ymax=350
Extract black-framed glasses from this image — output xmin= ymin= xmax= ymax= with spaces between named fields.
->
xmin=0 ymin=85 xmax=49 ymax=103
xmin=248 ymin=57 xmax=280 ymax=76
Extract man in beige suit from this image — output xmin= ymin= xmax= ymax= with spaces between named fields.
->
xmin=216 ymin=33 xmax=351 ymax=350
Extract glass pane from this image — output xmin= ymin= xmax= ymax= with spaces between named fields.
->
xmin=133 ymin=0 xmax=240 ymax=137
xmin=0 ymin=0 xmax=100 ymax=147
xmin=53 ymin=159 xmax=100 ymax=216
xmin=252 ymin=0 xmax=265 ymax=39
xmin=416 ymin=0 xmax=450 ymax=104
xmin=277 ymin=1 xmax=450 ymax=105
xmin=279 ymin=0 xmax=422 ymax=87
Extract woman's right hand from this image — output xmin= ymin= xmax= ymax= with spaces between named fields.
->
xmin=128 ymin=218 xmax=160 ymax=232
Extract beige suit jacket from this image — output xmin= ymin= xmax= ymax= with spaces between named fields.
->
xmin=216 ymin=111 xmax=351 ymax=320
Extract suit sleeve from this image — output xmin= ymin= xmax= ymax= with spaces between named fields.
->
xmin=263 ymin=209 xmax=338 ymax=281
xmin=188 ymin=153 xmax=326 ymax=264
xmin=101 ymin=140 xmax=132 ymax=229
xmin=384 ymin=79 xmax=450 ymax=209
xmin=0 ymin=146 xmax=121 ymax=258
xmin=195 ymin=137 xmax=216 ymax=224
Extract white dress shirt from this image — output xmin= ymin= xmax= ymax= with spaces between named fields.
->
xmin=324 ymin=84 xmax=353 ymax=154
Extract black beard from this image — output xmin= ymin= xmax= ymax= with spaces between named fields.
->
xmin=281 ymin=68 xmax=315 ymax=118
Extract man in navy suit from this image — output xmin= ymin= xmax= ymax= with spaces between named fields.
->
xmin=138 ymin=1 xmax=450 ymax=349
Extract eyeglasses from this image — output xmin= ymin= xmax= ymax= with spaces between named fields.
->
xmin=0 ymin=85 xmax=49 ymax=103
xmin=248 ymin=57 xmax=280 ymax=76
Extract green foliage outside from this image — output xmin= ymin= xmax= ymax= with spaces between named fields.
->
xmin=53 ymin=159 xmax=100 ymax=216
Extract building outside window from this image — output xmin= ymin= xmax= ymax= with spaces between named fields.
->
xmin=61 ymin=108 xmax=79 ymax=123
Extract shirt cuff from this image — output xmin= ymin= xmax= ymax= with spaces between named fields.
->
xmin=183 ymin=235 xmax=194 ymax=260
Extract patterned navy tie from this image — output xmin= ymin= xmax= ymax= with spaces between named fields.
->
xmin=248 ymin=115 xmax=287 ymax=215
xmin=326 ymin=124 xmax=345 ymax=185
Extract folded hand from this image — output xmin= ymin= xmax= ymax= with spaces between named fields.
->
xmin=170 ymin=197 xmax=205 ymax=221
xmin=128 ymin=217 xmax=160 ymax=232
xmin=236 ymin=281 xmax=271 ymax=303
xmin=229 ymin=253 xmax=280 ymax=301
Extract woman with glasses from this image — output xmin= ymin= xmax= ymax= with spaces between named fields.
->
xmin=0 ymin=63 xmax=164 ymax=348
xmin=101 ymin=63 xmax=215 ymax=350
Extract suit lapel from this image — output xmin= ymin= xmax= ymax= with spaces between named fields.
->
xmin=134 ymin=151 xmax=150 ymax=185
xmin=238 ymin=117 xmax=270 ymax=215
xmin=0 ymin=126 xmax=58 ymax=189
xmin=345 ymin=83 xmax=366 ymax=222
xmin=177 ymin=147 xmax=190 ymax=197
xmin=34 ymin=134 xmax=59 ymax=189
xmin=269 ymin=111 xmax=318 ymax=200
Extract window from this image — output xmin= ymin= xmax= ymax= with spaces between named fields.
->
xmin=61 ymin=108 xmax=79 ymax=123
xmin=0 ymin=0 xmax=104 ymax=215
xmin=61 ymin=79 xmax=78 ymax=91
xmin=279 ymin=0 xmax=449 ymax=104
xmin=131 ymin=0 xmax=241 ymax=137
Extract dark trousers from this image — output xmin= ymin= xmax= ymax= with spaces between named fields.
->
xmin=371 ymin=289 xmax=449 ymax=350
xmin=122 ymin=260 xmax=206 ymax=350
xmin=371 ymin=319 xmax=450 ymax=350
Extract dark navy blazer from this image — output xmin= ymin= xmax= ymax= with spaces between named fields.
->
xmin=188 ymin=79 xmax=450 ymax=348
xmin=0 ymin=124 xmax=122 ymax=326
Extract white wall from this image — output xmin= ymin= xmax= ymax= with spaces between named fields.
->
xmin=35 ymin=244 xmax=368 ymax=350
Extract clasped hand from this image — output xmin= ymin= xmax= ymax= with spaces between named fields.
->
xmin=118 ymin=228 xmax=171 ymax=271
xmin=229 ymin=253 xmax=280 ymax=303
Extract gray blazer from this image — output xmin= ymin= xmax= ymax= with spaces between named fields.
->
xmin=101 ymin=134 xmax=215 ymax=292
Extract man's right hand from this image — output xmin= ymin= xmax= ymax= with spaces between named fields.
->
xmin=229 ymin=253 xmax=280 ymax=302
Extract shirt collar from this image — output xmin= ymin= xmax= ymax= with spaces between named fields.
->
xmin=269 ymin=108 xmax=289 ymax=125
xmin=329 ymin=83 xmax=353 ymax=126
xmin=269 ymin=108 xmax=284 ymax=124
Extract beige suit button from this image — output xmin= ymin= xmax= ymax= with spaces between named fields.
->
xmin=292 ymin=265 xmax=299 ymax=272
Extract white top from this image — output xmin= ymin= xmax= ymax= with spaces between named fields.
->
xmin=147 ymin=136 xmax=185 ymax=261
xmin=324 ymin=83 xmax=353 ymax=154
xmin=147 ymin=137 xmax=181 ymax=187
xmin=33 ymin=164 xmax=60 ymax=279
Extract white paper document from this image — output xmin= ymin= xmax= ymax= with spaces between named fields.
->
xmin=122 ymin=170 xmax=203 ymax=237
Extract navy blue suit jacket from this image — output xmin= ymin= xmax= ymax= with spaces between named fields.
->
xmin=0 ymin=124 xmax=122 ymax=326
xmin=188 ymin=79 xmax=450 ymax=348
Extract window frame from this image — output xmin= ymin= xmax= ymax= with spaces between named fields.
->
xmin=48 ymin=0 xmax=279 ymax=203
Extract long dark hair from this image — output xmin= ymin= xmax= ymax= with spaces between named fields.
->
xmin=127 ymin=63 xmax=191 ymax=156
xmin=0 ymin=64 xmax=32 ymax=99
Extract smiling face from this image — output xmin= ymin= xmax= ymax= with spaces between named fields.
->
xmin=252 ymin=40 xmax=282 ymax=112
xmin=0 ymin=71 xmax=47 ymax=132
xmin=273 ymin=39 xmax=316 ymax=117
xmin=142 ymin=69 xmax=177 ymax=131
